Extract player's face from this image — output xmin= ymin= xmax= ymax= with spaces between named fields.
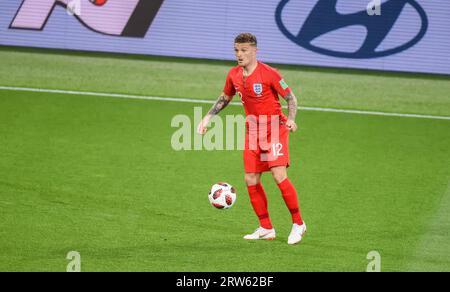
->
xmin=234 ymin=43 xmax=257 ymax=67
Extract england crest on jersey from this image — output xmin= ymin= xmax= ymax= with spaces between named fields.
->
xmin=253 ymin=83 xmax=262 ymax=95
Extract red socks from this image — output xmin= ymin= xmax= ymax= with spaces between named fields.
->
xmin=247 ymin=183 xmax=272 ymax=229
xmin=277 ymin=178 xmax=303 ymax=225
xmin=247 ymin=179 xmax=303 ymax=228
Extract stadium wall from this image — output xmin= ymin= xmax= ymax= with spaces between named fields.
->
xmin=1 ymin=0 xmax=449 ymax=75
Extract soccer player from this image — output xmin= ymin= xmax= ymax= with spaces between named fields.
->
xmin=197 ymin=33 xmax=306 ymax=245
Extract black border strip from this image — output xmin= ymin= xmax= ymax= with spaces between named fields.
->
xmin=122 ymin=0 xmax=165 ymax=37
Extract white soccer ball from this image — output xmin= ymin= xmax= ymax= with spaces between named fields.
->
xmin=208 ymin=182 xmax=237 ymax=209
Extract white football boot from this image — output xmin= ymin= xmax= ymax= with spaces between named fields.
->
xmin=243 ymin=227 xmax=276 ymax=240
xmin=287 ymin=222 xmax=307 ymax=245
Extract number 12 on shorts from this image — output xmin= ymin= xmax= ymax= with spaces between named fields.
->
xmin=272 ymin=143 xmax=284 ymax=157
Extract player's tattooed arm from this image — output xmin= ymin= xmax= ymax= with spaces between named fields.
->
xmin=207 ymin=93 xmax=232 ymax=116
xmin=283 ymin=92 xmax=299 ymax=132
xmin=284 ymin=91 xmax=298 ymax=121
xmin=197 ymin=93 xmax=232 ymax=134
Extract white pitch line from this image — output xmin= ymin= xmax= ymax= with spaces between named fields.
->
xmin=0 ymin=85 xmax=449 ymax=121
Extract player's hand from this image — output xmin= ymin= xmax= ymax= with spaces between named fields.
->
xmin=286 ymin=120 xmax=298 ymax=132
xmin=197 ymin=116 xmax=210 ymax=135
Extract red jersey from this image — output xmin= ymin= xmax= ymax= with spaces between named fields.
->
xmin=223 ymin=61 xmax=292 ymax=123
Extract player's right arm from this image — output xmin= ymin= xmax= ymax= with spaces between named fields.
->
xmin=197 ymin=93 xmax=233 ymax=135
xmin=198 ymin=69 xmax=236 ymax=135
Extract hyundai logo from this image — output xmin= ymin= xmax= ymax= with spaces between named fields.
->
xmin=275 ymin=0 xmax=428 ymax=58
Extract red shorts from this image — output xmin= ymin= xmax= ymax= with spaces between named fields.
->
xmin=243 ymin=123 xmax=290 ymax=173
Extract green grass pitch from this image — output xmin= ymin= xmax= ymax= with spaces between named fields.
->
xmin=0 ymin=47 xmax=449 ymax=271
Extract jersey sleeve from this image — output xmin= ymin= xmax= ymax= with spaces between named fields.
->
xmin=270 ymin=68 xmax=292 ymax=98
xmin=223 ymin=70 xmax=236 ymax=97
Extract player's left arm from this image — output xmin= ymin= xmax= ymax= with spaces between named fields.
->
xmin=270 ymin=68 xmax=299 ymax=132
xmin=282 ymin=91 xmax=298 ymax=132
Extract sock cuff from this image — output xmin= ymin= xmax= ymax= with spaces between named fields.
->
xmin=247 ymin=184 xmax=258 ymax=192
xmin=277 ymin=178 xmax=291 ymax=189
xmin=248 ymin=183 xmax=266 ymax=191
xmin=255 ymin=182 xmax=265 ymax=191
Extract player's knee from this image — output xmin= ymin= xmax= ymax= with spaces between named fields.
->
xmin=244 ymin=173 xmax=260 ymax=186
xmin=271 ymin=168 xmax=287 ymax=184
